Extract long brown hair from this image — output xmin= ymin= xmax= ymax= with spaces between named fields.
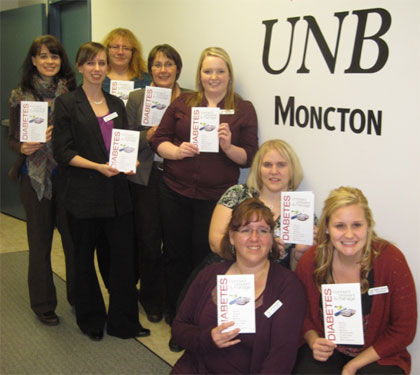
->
xmin=314 ymin=186 xmax=385 ymax=293
xmin=20 ymin=35 xmax=76 ymax=96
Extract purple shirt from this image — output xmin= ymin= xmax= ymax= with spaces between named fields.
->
xmin=98 ymin=113 xmax=114 ymax=153
xmin=151 ymin=93 xmax=258 ymax=200
xmin=171 ymin=261 xmax=306 ymax=374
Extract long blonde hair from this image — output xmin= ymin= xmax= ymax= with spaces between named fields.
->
xmin=102 ymin=28 xmax=147 ymax=79
xmin=187 ymin=47 xmax=238 ymax=109
xmin=314 ymin=186 xmax=385 ymax=293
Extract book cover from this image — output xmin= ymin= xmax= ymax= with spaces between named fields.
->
xmin=279 ymin=191 xmax=314 ymax=245
xmin=110 ymin=80 xmax=135 ymax=105
xmin=217 ymin=274 xmax=255 ymax=333
xmin=141 ymin=86 xmax=172 ymax=126
xmin=20 ymin=101 xmax=48 ymax=142
xmin=321 ymin=283 xmax=364 ymax=345
xmin=190 ymin=107 xmax=220 ymax=152
xmin=109 ymin=128 xmax=140 ymax=173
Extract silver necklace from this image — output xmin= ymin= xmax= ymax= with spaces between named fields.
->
xmin=88 ymin=96 xmax=104 ymax=105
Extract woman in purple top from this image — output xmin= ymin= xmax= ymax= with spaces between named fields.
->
xmin=151 ymin=47 xmax=259 ymax=326
xmin=171 ymin=198 xmax=306 ymax=374
xmin=53 ymin=42 xmax=149 ymax=341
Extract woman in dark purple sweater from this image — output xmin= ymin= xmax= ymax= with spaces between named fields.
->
xmin=171 ymin=199 xmax=306 ymax=374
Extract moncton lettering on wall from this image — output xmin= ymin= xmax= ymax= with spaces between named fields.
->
xmin=275 ymin=96 xmax=382 ymax=135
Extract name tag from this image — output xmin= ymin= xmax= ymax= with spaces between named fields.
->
xmin=368 ymin=286 xmax=389 ymax=296
xmin=104 ymin=112 xmax=118 ymax=122
xmin=220 ymin=109 xmax=235 ymax=115
xmin=264 ymin=299 xmax=283 ymax=318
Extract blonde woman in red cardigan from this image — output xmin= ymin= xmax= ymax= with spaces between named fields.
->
xmin=294 ymin=186 xmax=417 ymax=375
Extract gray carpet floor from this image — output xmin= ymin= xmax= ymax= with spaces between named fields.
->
xmin=0 ymin=251 xmax=172 ymax=374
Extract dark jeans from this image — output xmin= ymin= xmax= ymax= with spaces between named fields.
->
xmin=20 ymin=173 xmax=75 ymax=314
xmin=159 ymin=179 xmax=217 ymax=320
xmin=68 ymin=213 xmax=140 ymax=338
xmin=293 ymin=343 xmax=404 ymax=374
xmin=129 ymin=164 xmax=165 ymax=315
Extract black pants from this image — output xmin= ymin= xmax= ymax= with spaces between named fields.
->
xmin=20 ymin=174 xmax=75 ymax=313
xmin=159 ymin=179 xmax=217 ymax=320
xmin=293 ymin=343 xmax=404 ymax=374
xmin=129 ymin=164 xmax=165 ymax=315
xmin=68 ymin=212 xmax=140 ymax=338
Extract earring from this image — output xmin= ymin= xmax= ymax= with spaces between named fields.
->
xmin=231 ymin=245 xmax=235 ymax=255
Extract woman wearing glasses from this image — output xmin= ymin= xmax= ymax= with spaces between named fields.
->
xmin=125 ymin=44 xmax=190 ymax=324
xmin=102 ymin=28 xmax=151 ymax=93
xmin=171 ymin=198 xmax=306 ymax=374
xmin=97 ymin=28 xmax=151 ymax=289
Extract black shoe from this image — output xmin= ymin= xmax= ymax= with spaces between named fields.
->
xmin=82 ymin=328 xmax=104 ymax=341
xmin=169 ymin=338 xmax=184 ymax=352
xmin=147 ymin=313 xmax=163 ymax=323
xmin=37 ymin=311 xmax=59 ymax=326
xmin=135 ymin=326 xmax=151 ymax=338
xmin=165 ymin=314 xmax=174 ymax=326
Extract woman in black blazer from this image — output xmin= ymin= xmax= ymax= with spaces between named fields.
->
xmin=53 ymin=42 xmax=149 ymax=341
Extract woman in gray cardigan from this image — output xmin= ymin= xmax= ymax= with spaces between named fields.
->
xmin=125 ymin=44 xmax=189 ymax=325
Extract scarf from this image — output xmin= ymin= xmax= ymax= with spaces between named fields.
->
xmin=9 ymin=76 xmax=69 ymax=200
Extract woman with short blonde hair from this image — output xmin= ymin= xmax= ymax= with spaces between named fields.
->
xmin=209 ymin=139 xmax=313 ymax=271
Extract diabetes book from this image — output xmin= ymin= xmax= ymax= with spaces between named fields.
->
xmin=321 ymin=283 xmax=364 ymax=345
xmin=217 ymin=274 xmax=255 ymax=333
xmin=190 ymin=107 xmax=220 ymax=152
xmin=20 ymin=101 xmax=48 ymax=142
xmin=109 ymin=128 xmax=140 ymax=173
xmin=279 ymin=191 xmax=314 ymax=245
xmin=109 ymin=79 xmax=135 ymax=105
xmin=141 ymin=86 xmax=172 ymax=126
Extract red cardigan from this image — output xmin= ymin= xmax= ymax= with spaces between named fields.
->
xmin=296 ymin=242 xmax=417 ymax=374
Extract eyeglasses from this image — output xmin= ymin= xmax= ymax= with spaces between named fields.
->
xmin=109 ymin=45 xmax=133 ymax=53
xmin=152 ymin=62 xmax=176 ymax=70
xmin=235 ymin=227 xmax=272 ymax=237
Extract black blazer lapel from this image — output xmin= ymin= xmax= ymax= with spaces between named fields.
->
xmin=75 ymin=87 xmax=109 ymax=160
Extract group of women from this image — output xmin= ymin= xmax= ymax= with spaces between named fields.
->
xmin=8 ymin=27 xmax=417 ymax=374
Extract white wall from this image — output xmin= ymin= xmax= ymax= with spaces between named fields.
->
xmin=92 ymin=0 xmax=420 ymax=371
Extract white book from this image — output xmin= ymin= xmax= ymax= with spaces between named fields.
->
xmin=141 ymin=86 xmax=172 ymax=126
xmin=190 ymin=107 xmax=220 ymax=152
xmin=321 ymin=283 xmax=364 ymax=345
xmin=217 ymin=274 xmax=255 ymax=333
xmin=109 ymin=80 xmax=135 ymax=105
xmin=20 ymin=101 xmax=48 ymax=142
xmin=109 ymin=128 xmax=140 ymax=173
xmin=279 ymin=191 xmax=314 ymax=245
